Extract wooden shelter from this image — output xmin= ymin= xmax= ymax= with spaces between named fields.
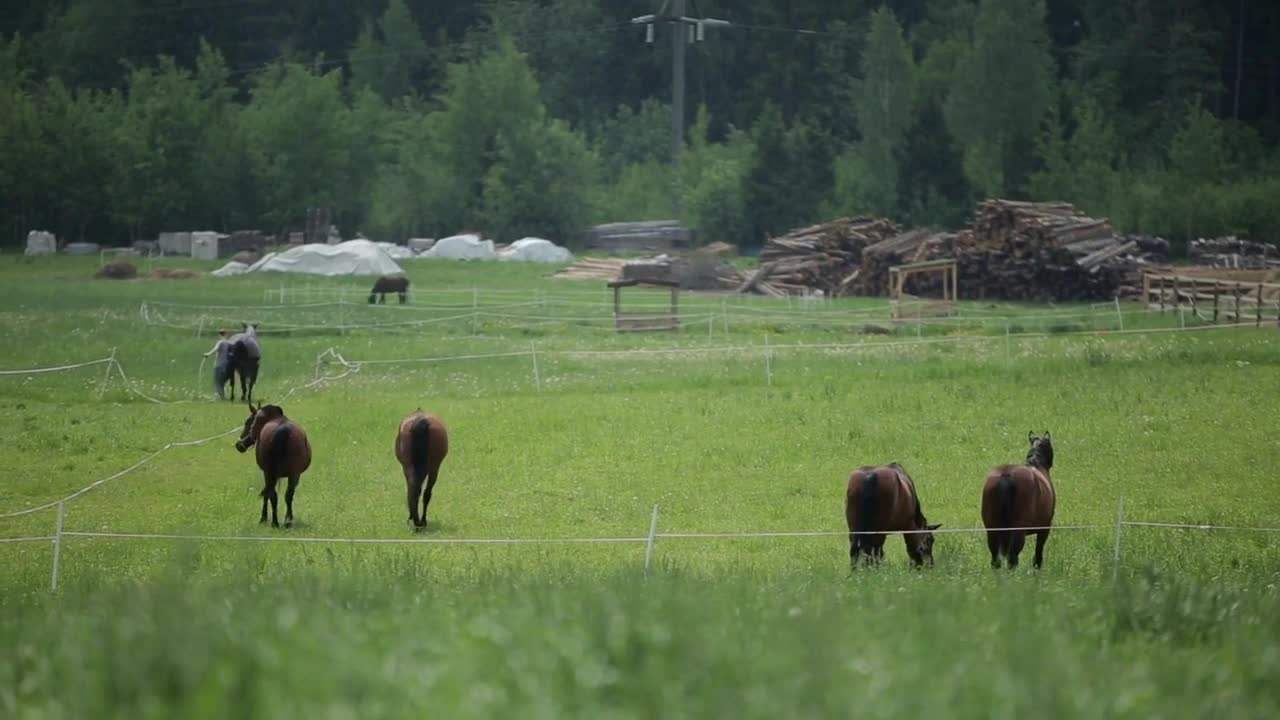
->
xmin=607 ymin=278 xmax=680 ymax=333
xmin=889 ymin=258 xmax=958 ymax=319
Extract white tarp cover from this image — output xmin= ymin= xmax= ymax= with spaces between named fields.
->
xmin=423 ymin=234 xmax=496 ymax=260
xmin=25 ymin=230 xmax=56 ymax=256
xmin=210 ymin=260 xmax=251 ymax=277
xmin=245 ymin=240 xmax=404 ymax=276
xmin=63 ymin=242 xmax=100 ymax=256
xmin=376 ymin=241 xmax=417 ymax=260
xmin=408 ymin=238 xmax=435 ymax=253
xmin=498 ymin=237 xmax=574 ymax=263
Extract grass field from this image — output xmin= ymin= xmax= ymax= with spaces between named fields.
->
xmin=2 ymin=253 xmax=1279 ymax=717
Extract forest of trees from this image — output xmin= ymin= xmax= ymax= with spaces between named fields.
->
xmin=2 ymin=0 xmax=1279 ymax=253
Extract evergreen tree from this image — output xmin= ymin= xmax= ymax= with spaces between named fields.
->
xmin=944 ymin=0 xmax=1055 ymax=197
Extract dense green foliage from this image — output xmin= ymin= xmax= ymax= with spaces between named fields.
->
xmin=2 ymin=1 xmax=1279 ymax=250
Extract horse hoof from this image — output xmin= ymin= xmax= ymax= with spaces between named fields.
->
xmin=284 ymin=520 xmax=293 ymax=529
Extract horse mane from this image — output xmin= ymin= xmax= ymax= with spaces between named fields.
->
xmin=258 ymin=404 xmax=284 ymax=420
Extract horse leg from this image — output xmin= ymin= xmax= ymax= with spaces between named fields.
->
xmin=1033 ymin=529 xmax=1050 ymax=569
xmin=259 ymin=474 xmax=274 ymax=524
xmin=1007 ymin=531 xmax=1027 ymax=569
xmin=986 ymin=530 xmax=1003 ymax=568
xmin=405 ymin=470 xmax=422 ymax=530
xmin=283 ymin=475 xmax=299 ymax=529
xmin=420 ymin=469 xmax=441 ymax=529
xmin=261 ymin=474 xmax=280 ymax=528
xmin=398 ymin=291 xmax=406 ymax=304
xmin=228 ymin=369 xmax=236 ymax=402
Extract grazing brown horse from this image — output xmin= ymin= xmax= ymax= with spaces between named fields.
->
xmin=234 ymin=402 xmax=311 ymax=528
xmin=845 ymin=462 xmax=941 ymax=570
xmin=394 ymin=409 xmax=449 ymax=530
xmin=369 ymin=274 xmax=410 ymax=304
xmin=981 ymin=431 xmax=1056 ymax=569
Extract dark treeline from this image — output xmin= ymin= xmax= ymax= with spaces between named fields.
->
xmin=2 ymin=0 xmax=1279 ymax=252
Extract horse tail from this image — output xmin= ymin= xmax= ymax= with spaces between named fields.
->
xmin=409 ymin=416 xmax=431 ymax=484
xmin=261 ymin=423 xmax=292 ymax=493
xmin=996 ymin=472 xmax=1016 ymax=532
xmin=856 ymin=471 xmax=879 ymax=544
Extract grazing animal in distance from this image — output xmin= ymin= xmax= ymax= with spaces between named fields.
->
xmin=845 ymin=462 xmax=941 ymax=570
xmin=234 ymin=402 xmax=311 ymax=528
xmin=227 ymin=322 xmax=261 ymax=403
xmin=369 ymin=274 xmax=410 ymax=304
xmin=981 ymin=431 xmax=1056 ymax=570
xmin=394 ymin=409 xmax=449 ymax=531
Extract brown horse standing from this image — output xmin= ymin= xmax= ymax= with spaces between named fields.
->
xmin=981 ymin=431 xmax=1056 ymax=569
xmin=845 ymin=462 xmax=941 ymax=569
xmin=234 ymin=402 xmax=312 ymax=528
xmin=394 ymin=409 xmax=449 ymax=530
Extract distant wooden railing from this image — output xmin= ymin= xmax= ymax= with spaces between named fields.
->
xmin=1140 ymin=271 xmax=1280 ymax=326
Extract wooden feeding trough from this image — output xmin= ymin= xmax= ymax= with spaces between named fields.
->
xmin=889 ymin=258 xmax=958 ymax=319
xmin=607 ymin=278 xmax=680 ymax=333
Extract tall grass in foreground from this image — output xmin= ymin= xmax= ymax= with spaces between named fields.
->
xmin=3 ymin=561 xmax=1279 ymax=719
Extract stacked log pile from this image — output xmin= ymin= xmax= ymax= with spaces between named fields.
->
xmin=944 ymin=200 xmax=1175 ymax=302
xmin=740 ymin=203 xmax=1152 ymax=301
xmin=1189 ymin=236 xmax=1279 ymax=269
xmin=857 ymin=229 xmax=963 ymax=297
xmin=549 ymin=257 xmax=627 ymax=281
xmin=736 ymin=216 xmax=900 ymax=297
xmin=620 ymin=254 xmax=745 ymax=290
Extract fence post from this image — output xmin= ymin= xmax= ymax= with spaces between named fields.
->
xmin=1114 ymin=296 xmax=1124 ymax=331
xmin=764 ymin=335 xmax=773 ymax=387
xmin=472 ymin=287 xmax=479 ymax=336
xmin=1004 ymin=323 xmax=1011 ymax=365
xmin=97 ymin=347 xmax=117 ymax=398
xmin=721 ymin=297 xmax=729 ymax=334
xmin=1112 ymin=495 xmax=1125 ymax=583
xmin=530 ymin=342 xmax=542 ymax=393
xmin=644 ymin=504 xmax=660 ymax=576
xmin=51 ymin=501 xmax=66 ymax=591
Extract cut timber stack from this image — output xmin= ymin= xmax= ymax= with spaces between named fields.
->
xmin=549 ymin=257 xmax=627 ymax=281
xmin=737 ymin=216 xmax=900 ymax=297
xmin=858 ymin=229 xmax=963 ymax=296
xmin=953 ymin=199 xmax=1162 ymax=302
xmin=620 ymin=254 xmax=745 ymax=290
xmin=1189 ymin=236 xmax=1279 ymax=269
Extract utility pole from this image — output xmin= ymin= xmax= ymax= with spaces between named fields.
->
xmin=631 ymin=2 xmax=729 ymax=218
xmin=1233 ymin=0 xmax=1246 ymax=121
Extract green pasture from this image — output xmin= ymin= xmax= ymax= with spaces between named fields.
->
xmin=1 ymin=254 xmax=1279 ymax=717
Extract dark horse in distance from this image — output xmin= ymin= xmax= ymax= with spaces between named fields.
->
xmin=981 ymin=431 xmax=1056 ymax=569
xmin=226 ymin=323 xmax=261 ymax=403
xmin=235 ymin=402 xmax=311 ymax=528
xmin=394 ymin=409 xmax=449 ymax=530
xmin=845 ymin=462 xmax=941 ymax=570
xmin=369 ymin=274 xmax=410 ymax=304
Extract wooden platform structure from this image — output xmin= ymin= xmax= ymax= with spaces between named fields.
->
xmin=889 ymin=258 xmax=959 ymax=319
xmin=1141 ymin=271 xmax=1280 ymax=326
xmin=607 ymin=278 xmax=680 ymax=333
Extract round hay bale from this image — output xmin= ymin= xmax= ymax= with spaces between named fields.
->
xmin=95 ymin=261 xmax=138 ymax=280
